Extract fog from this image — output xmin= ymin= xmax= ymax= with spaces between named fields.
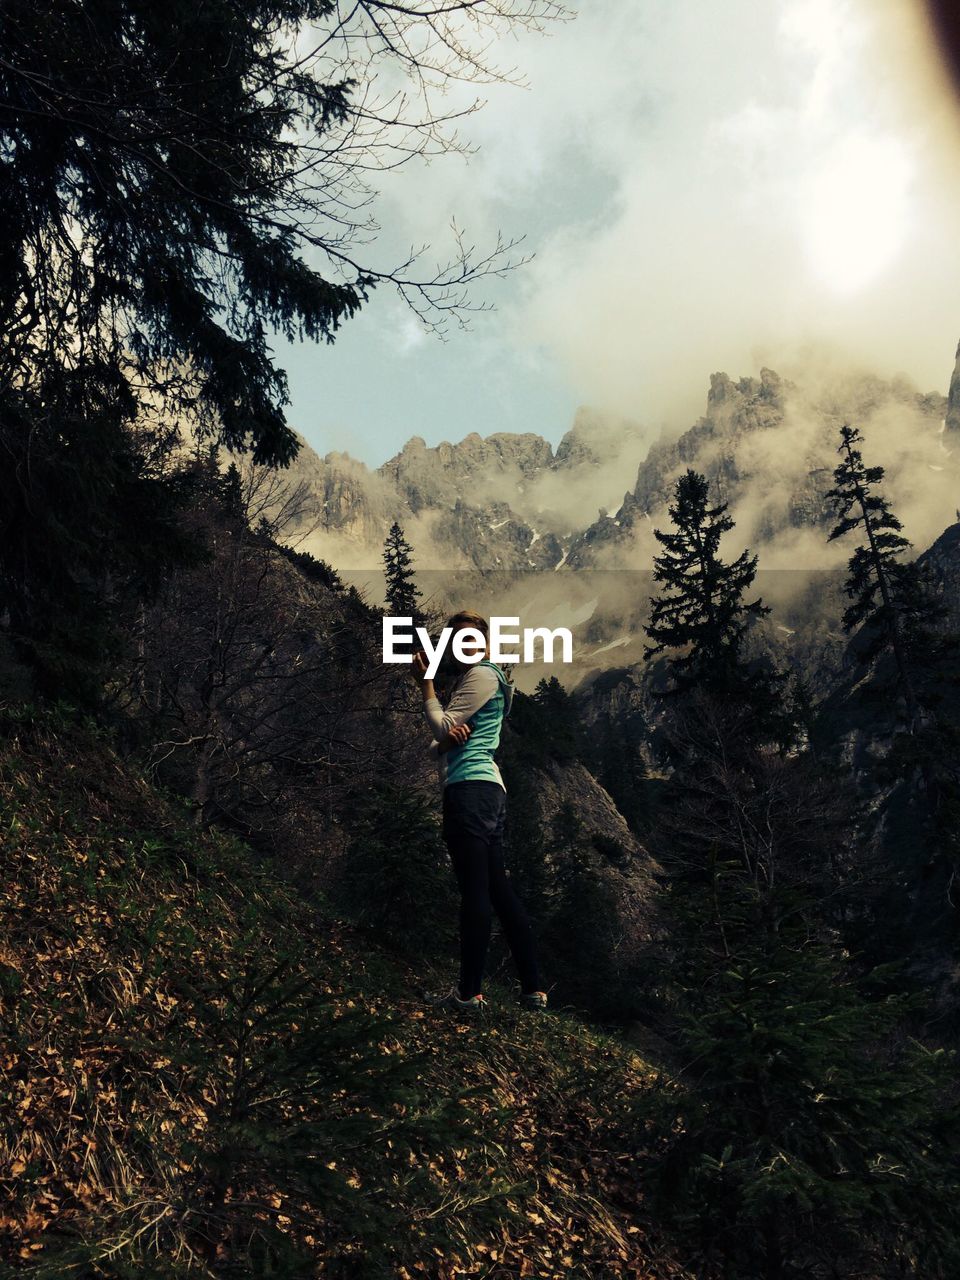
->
xmin=279 ymin=0 xmax=960 ymax=683
xmin=506 ymin=0 xmax=960 ymax=437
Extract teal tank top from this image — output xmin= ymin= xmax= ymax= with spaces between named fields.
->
xmin=444 ymin=660 xmax=513 ymax=788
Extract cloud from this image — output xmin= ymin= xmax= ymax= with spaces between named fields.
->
xmin=505 ymin=0 xmax=960 ymax=432
xmin=583 ymin=366 xmax=959 ymax=582
xmin=344 ymin=1 xmax=663 ymax=287
xmin=286 ymin=0 xmax=960 ymax=601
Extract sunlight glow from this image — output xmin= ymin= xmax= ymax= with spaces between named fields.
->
xmin=801 ymin=133 xmax=913 ymax=295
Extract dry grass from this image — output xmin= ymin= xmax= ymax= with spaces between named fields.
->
xmin=0 ymin=707 xmax=685 ymax=1278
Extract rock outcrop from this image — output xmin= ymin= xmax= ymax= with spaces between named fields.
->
xmin=946 ymin=339 xmax=960 ymax=434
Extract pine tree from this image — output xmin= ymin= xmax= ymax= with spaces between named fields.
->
xmin=826 ymin=423 xmax=945 ymax=730
xmin=594 ymin=715 xmax=656 ymax=835
xmin=644 ymin=469 xmax=788 ymax=744
xmin=647 ymin=890 xmax=960 ymax=1278
xmin=0 ymin=366 xmax=200 ymax=701
xmin=337 ymin=782 xmax=456 ymax=955
xmin=219 ymin=461 xmax=246 ymax=521
xmin=645 ymin=712 xmax=960 ymax=1278
xmin=0 ymin=0 xmax=549 ymax=469
xmin=531 ymin=675 xmax=584 ymax=762
xmin=826 ymin=425 xmax=960 ymax=956
xmin=382 ymin=522 xmax=423 ymax=621
xmin=0 ymin=0 xmax=551 ymax=700
xmin=276 ymin=542 xmax=344 ymax=593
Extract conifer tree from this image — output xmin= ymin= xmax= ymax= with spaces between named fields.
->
xmin=648 ymin=882 xmax=960 ymax=1277
xmin=531 ymin=675 xmax=584 ymax=762
xmin=644 ymin=469 xmax=788 ymax=744
xmin=645 ymin=702 xmax=960 ymax=1279
xmin=594 ymin=715 xmax=655 ymax=835
xmin=826 ymin=423 xmax=945 ymax=729
xmin=219 ymin=461 xmax=246 ymax=521
xmin=826 ymin=424 xmax=958 ymax=943
xmin=338 ymin=782 xmax=456 ymax=955
xmin=382 ymin=522 xmax=423 ymax=621
xmin=0 ymin=0 xmax=557 ymax=698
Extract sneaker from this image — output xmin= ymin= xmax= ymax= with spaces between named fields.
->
xmin=518 ymin=990 xmax=549 ymax=1011
xmin=424 ymin=986 xmax=487 ymax=1015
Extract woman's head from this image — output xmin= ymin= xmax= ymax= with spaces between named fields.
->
xmin=445 ymin=610 xmax=489 ymax=670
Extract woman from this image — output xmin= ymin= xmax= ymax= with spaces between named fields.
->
xmin=413 ymin=610 xmax=548 ymax=1014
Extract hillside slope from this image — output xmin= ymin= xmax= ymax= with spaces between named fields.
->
xmin=0 ymin=707 xmax=683 ymax=1279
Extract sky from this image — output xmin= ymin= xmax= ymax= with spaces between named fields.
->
xmin=277 ymin=0 xmax=960 ymax=470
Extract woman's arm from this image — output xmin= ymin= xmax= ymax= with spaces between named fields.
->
xmin=412 ymin=651 xmax=495 ymax=743
xmin=433 ymin=723 xmax=472 ymax=754
xmin=420 ymin=664 xmax=498 ymax=739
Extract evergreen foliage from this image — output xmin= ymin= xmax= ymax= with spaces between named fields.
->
xmin=644 ymin=701 xmax=960 ymax=1278
xmin=0 ymin=365 xmax=201 ymax=701
xmin=274 ymin=541 xmax=344 ymax=592
xmin=644 ymin=469 xmax=791 ymax=747
xmin=531 ymin=675 xmax=585 ymax=761
xmin=382 ymin=521 xmax=424 ymax=622
xmin=501 ymin=679 xmax=585 ymax=769
xmin=647 ymin=911 xmax=960 ymax=1279
xmin=645 ymin=469 xmax=767 ymax=687
xmin=336 ymin=782 xmax=457 ymax=956
xmin=592 ymin=713 xmax=657 ymax=837
xmin=217 ymin=461 xmax=246 ymax=521
xmin=827 ymin=424 xmax=946 ymax=689
xmin=0 ymin=0 xmax=547 ymax=698
xmin=825 ymin=424 xmax=960 ymax=946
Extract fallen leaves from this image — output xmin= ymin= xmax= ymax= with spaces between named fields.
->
xmin=0 ymin=714 xmax=684 ymax=1280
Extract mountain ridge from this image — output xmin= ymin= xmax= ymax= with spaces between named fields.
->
xmin=279 ymin=359 xmax=955 ymax=582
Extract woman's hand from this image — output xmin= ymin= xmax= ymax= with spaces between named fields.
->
xmin=412 ymin=650 xmax=429 ymax=682
xmin=438 ymin=723 xmax=472 ymax=753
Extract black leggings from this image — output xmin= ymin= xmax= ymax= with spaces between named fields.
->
xmin=442 ymin=780 xmax=542 ymax=1000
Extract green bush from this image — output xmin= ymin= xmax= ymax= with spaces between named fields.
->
xmin=336 ymin=782 xmax=457 ymax=957
xmin=643 ymin=877 xmax=960 ymax=1279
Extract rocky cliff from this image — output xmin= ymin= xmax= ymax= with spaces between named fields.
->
xmin=265 ymin=354 xmax=958 ymax=699
xmin=279 ymin=358 xmax=954 ymax=586
xmin=568 ymin=365 xmax=951 ymax=569
xmin=276 ymin=406 xmax=646 ymax=572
